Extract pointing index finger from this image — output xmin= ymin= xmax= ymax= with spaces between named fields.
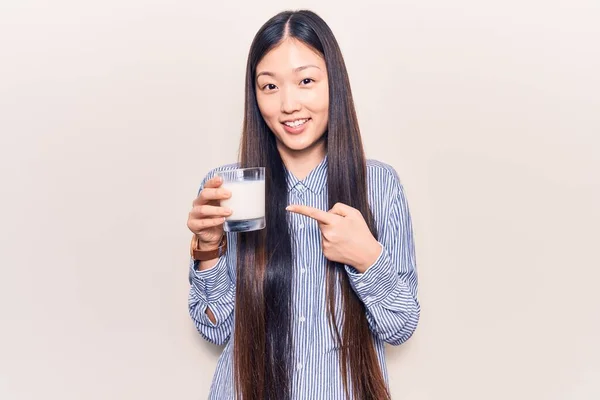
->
xmin=286 ymin=205 xmax=335 ymax=225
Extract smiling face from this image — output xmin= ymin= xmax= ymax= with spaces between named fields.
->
xmin=255 ymin=38 xmax=329 ymax=162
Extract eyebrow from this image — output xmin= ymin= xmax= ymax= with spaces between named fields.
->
xmin=256 ymin=64 xmax=322 ymax=79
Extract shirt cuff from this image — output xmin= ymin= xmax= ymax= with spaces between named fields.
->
xmin=344 ymin=245 xmax=399 ymax=307
xmin=196 ymin=295 xmax=234 ymax=328
xmin=189 ymin=256 xmax=232 ymax=303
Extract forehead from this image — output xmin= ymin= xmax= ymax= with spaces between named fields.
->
xmin=256 ymin=38 xmax=326 ymax=73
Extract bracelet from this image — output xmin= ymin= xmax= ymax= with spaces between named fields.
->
xmin=190 ymin=234 xmax=227 ymax=261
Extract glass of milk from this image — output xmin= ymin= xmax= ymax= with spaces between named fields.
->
xmin=217 ymin=167 xmax=266 ymax=232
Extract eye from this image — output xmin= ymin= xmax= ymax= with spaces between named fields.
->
xmin=262 ymin=83 xmax=278 ymax=91
xmin=300 ymin=78 xmax=314 ymax=85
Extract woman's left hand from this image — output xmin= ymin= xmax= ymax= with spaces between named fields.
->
xmin=286 ymin=203 xmax=382 ymax=273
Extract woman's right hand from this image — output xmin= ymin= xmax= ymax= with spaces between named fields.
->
xmin=187 ymin=176 xmax=232 ymax=249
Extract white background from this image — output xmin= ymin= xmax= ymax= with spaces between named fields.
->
xmin=1 ymin=0 xmax=599 ymax=399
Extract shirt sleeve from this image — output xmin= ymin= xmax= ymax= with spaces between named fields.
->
xmin=187 ymin=168 xmax=236 ymax=346
xmin=344 ymin=181 xmax=420 ymax=346
xmin=188 ymin=254 xmax=235 ymax=345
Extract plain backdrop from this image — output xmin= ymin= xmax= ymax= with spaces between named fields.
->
xmin=1 ymin=0 xmax=599 ymax=399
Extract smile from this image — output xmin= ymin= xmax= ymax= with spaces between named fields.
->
xmin=283 ymin=118 xmax=310 ymax=128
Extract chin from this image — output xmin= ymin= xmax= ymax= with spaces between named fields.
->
xmin=281 ymin=142 xmax=310 ymax=152
xmin=272 ymin=126 xmax=327 ymax=154
xmin=281 ymin=137 xmax=321 ymax=153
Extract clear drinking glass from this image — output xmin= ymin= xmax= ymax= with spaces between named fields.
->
xmin=217 ymin=167 xmax=266 ymax=232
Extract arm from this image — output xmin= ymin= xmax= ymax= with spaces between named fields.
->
xmin=344 ymin=182 xmax=420 ymax=346
xmin=187 ymin=169 xmax=236 ymax=345
xmin=188 ymin=253 xmax=235 ymax=345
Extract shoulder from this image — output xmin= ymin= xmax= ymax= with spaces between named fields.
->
xmin=365 ymin=160 xmax=412 ymax=219
xmin=197 ymin=162 xmax=240 ymax=190
xmin=366 ymin=159 xmax=403 ymax=194
xmin=209 ymin=162 xmax=241 ymax=175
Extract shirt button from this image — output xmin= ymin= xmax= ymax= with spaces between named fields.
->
xmin=365 ymin=296 xmax=374 ymax=303
xmin=298 ymin=224 xmax=304 ymax=230
xmin=299 ymin=316 xmax=306 ymax=322
xmin=300 ymin=268 xmax=306 ymax=274
xmin=356 ymin=282 xmax=366 ymax=289
xmin=297 ymin=363 xmax=303 ymax=371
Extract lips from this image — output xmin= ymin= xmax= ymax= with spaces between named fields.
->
xmin=282 ymin=118 xmax=310 ymax=128
xmin=281 ymin=118 xmax=311 ymax=135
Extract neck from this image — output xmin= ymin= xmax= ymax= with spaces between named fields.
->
xmin=277 ymin=138 xmax=326 ymax=181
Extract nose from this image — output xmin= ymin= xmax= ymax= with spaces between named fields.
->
xmin=280 ymin=86 xmax=301 ymax=114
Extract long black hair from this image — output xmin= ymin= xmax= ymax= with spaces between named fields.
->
xmin=235 ymin=10 xmax=391 ymax=400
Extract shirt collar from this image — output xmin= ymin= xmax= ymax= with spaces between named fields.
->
xmin=285 ymin=155 xmax=328 ymax=195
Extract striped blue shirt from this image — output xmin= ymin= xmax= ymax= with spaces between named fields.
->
xmin=188 ymin=156 xmax=420 ymax=399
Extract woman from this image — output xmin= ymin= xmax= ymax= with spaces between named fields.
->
xmin=186 ymin=10 xmax=419 ymax=400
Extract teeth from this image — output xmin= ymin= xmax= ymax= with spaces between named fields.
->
xmin=284 ymin=119 xmax=308 ymax=127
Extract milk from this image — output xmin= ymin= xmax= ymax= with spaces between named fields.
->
xmin=220 ymin=180 xmax=265 ymax=221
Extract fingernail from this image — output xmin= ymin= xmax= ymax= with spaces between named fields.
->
xmin=285 ymin=206 xmax=291 ymax=211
